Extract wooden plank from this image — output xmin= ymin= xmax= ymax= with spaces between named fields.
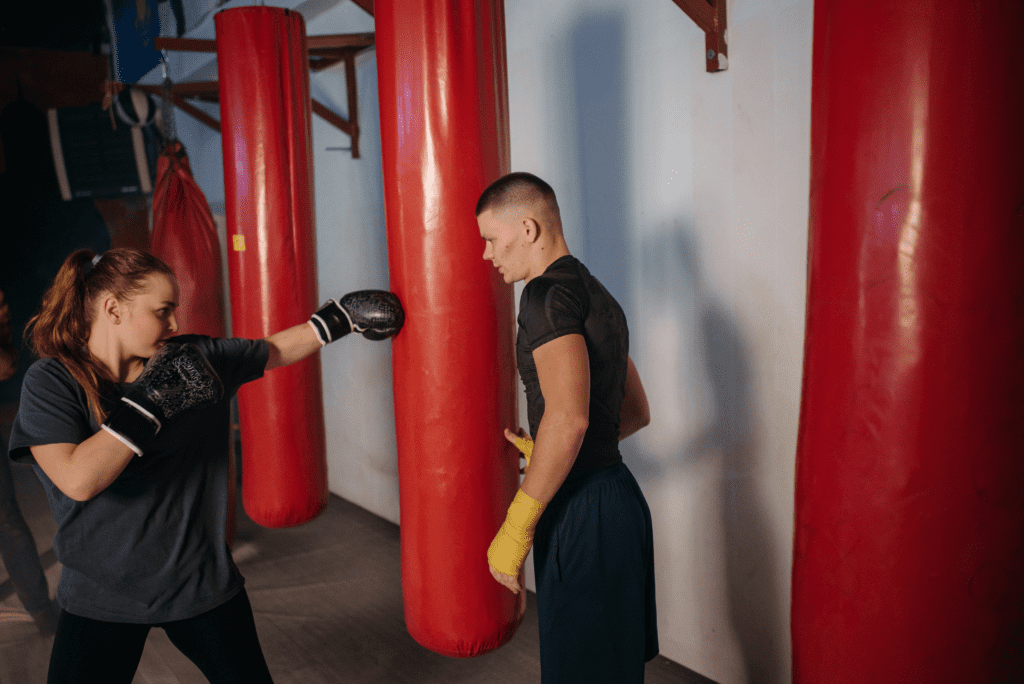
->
xmin=669 ymin=0 xmax=727 ymax=72
xmin=349 ymin=0 xmax=374 ymax=16
xmin=310 ymin=56 xmax=346 ymax=72
xmin=306 ymin=33 xmax=375 ymax=50
xmin=669 ymin=0 xmax=715 ymax=35
xmin=155 ymin=33 xmax=374 ymax=55
xmin=345 ymin=53 xmax=360 ymax=158
xmin=170 ymin=81 xmax=220 ymax=97
xmin=311 ymin=98 xmax=353 ymax=137
xmin=154 ymin=36 xmax=216 ymax=52
xmin=170 ymin=96 xmax=221 ymax=133
xmin=135 ymin=84 xmax=222 ymax=133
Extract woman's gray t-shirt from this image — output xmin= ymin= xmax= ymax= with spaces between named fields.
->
xmin=8 ymin=334 xmax=269 ymax=623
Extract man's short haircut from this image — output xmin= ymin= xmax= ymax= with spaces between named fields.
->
xmin=475 ymin=172 xmax=558 ymax=217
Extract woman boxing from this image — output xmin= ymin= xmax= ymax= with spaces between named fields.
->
xmin=7 ymin=248 xmax=402 ymax=683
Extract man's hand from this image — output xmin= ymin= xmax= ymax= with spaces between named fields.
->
xmin=488 ymin=564 xmax=525 ymax=595
xmin=504 ymin=427 xmax=533 ymax=473
xmin=487 ymin=489 xmax=545 ymax=594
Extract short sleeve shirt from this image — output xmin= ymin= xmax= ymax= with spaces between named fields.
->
xmin=8 ymin=335 xmax=268 ymax=623
xmin=516 ymin=255 xmax=629 ymax=474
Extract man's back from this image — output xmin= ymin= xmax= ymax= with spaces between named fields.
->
xmin=516 ymin=254 xmax=628 ymax=473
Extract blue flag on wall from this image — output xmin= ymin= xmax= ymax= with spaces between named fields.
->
xmin=109 ymin=0 xmax=163 ymax=84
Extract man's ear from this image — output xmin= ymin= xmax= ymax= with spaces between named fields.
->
xmin=522 ymin=217 xmax=540 ymax=243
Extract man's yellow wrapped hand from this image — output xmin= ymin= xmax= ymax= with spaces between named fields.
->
xmin=487 ymin=489 xmax=545 ymax=581
xmin=515 ymin=434 xmax=534 ymax=467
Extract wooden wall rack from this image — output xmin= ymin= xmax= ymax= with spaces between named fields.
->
xmin=148 ymin=32 xmax=374 ymax=158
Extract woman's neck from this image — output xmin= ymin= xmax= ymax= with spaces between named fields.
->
xmin=87 ymin=327 xmax=143 ymax=383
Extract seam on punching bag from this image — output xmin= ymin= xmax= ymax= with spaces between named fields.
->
xmin=282 ymin=15 xmax=301 ymax=314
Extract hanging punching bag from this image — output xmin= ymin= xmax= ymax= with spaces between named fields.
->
xmin=151 ymin=142 xmax=225 ymax=340
xmin=792 ymin=1 xmax=1024 ymax=681
xmin=376 ymin=0 xmax=522 ymax=657
xmin=215 ymin=6 xmax=327 ymax=528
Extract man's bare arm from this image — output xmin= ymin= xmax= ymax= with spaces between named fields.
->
xmin=520 ymin=334 xmax=590 ymax=505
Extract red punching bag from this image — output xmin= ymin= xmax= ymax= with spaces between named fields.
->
xmin=151 ymin=141 xmax=226 ymax=340
xmin=215 ymin=6 xmax=327 ymax=528
xmin=792 ymin=1 xmax=1024 ymax=681
xmin=376 ymin=0 xmax=522 ymax=657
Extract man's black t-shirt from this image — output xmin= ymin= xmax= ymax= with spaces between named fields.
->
xmin=516 ymin=255 xmax=629 ymax=474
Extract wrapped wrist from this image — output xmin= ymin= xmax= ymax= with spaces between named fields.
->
xmin=515 ymin=435 xmax=534 ymax=467
xmin=487 ymin=489 xmax=545 ymax=576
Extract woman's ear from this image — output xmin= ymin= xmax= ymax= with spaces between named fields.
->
xmin=103 ymin=296 xmax=122 ymax=324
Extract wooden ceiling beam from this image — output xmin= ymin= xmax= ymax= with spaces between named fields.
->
xmin=153 ymin=37 xmax=215 ymax=53
xmin=154 ymin=33 xmax=374 ymax=55
xmin=306 ymin=33 xmax=375 ymax=50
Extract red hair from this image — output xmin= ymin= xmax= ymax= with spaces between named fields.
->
xmin=26 ymin=248 xmax=176 ymax=424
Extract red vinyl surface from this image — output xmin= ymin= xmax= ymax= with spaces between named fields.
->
xmin=376 ymin=0 xmax=522 ymax=657
xmin=215 ymin=7 xmax=327 ymax=528
xmin=151 ymin=142 xmax=225 ymax=340
xmin=792 ymin=1 xmax=1024 ymax=680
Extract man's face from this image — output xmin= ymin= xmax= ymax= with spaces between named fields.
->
xmin=478 ymin=209 xmax=528 ymax=284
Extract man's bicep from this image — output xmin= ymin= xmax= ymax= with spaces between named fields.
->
xmin=533 ymin=334 xmax=590 ymax=420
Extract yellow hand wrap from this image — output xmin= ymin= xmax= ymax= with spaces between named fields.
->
xmin=515 ymin=434 xmax=534 ymax=467
xmin=487 ymin=489 xmax=544 ymax=577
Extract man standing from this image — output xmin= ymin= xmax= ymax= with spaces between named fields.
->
xmin=478 ymin=172 xmax=658 ymax=683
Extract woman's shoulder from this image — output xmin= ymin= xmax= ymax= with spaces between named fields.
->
xmin=24 ymin=356 xmax=75 ymax=387
xmin=20 ymin=358 xmax=92 ymax=409
xmin=166 ymin=333 xmax=214 ymax=348
xmin=167 ymin=334 xmax=265 ymax=357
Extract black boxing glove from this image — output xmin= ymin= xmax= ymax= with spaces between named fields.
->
xmin=102 ymin=342 xmax=224 ymax=455
xmin=308 ymin=290 xmax=405 ymax=344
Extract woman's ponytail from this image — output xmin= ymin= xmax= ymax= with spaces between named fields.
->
xmin=25 ymin=248 xmax=175 ymax=424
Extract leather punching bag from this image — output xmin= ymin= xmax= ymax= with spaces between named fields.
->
xmin=376 ymin=0 xmax=523 ymax=657
xmin=792 ymin=1 xmax=1024 ymax=681
xmin=215 ymin=6 xmax=327 ymax=528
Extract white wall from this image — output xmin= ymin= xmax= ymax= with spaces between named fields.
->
xmin=505 ymin=1 xmax=811 ymax=681
xmin=302 ymin=2 xmax=402 ymax=522
xmin=171 ymin=0 xmax=813 ymax=681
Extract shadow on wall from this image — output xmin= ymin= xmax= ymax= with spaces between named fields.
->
xmin=562 ymin=11 xmax=785 ymax=681
xmin=643 ymin=228 xmax=786 ymax=684
xmin=568 ymin=10 xmax=631 ymax=315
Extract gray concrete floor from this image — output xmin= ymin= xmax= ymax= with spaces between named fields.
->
xmin=1 ymin=458 xmax=714 ymax=683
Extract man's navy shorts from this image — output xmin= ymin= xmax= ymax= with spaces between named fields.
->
xmin=533 ymin=461 xmax=658 ymax=684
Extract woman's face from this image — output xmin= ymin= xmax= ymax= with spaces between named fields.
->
xmin=118 ymin=273 xmax=180 ymax=358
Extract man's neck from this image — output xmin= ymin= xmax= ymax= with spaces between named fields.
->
xmin=526 ymin=240 xmax=571 ymax=283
